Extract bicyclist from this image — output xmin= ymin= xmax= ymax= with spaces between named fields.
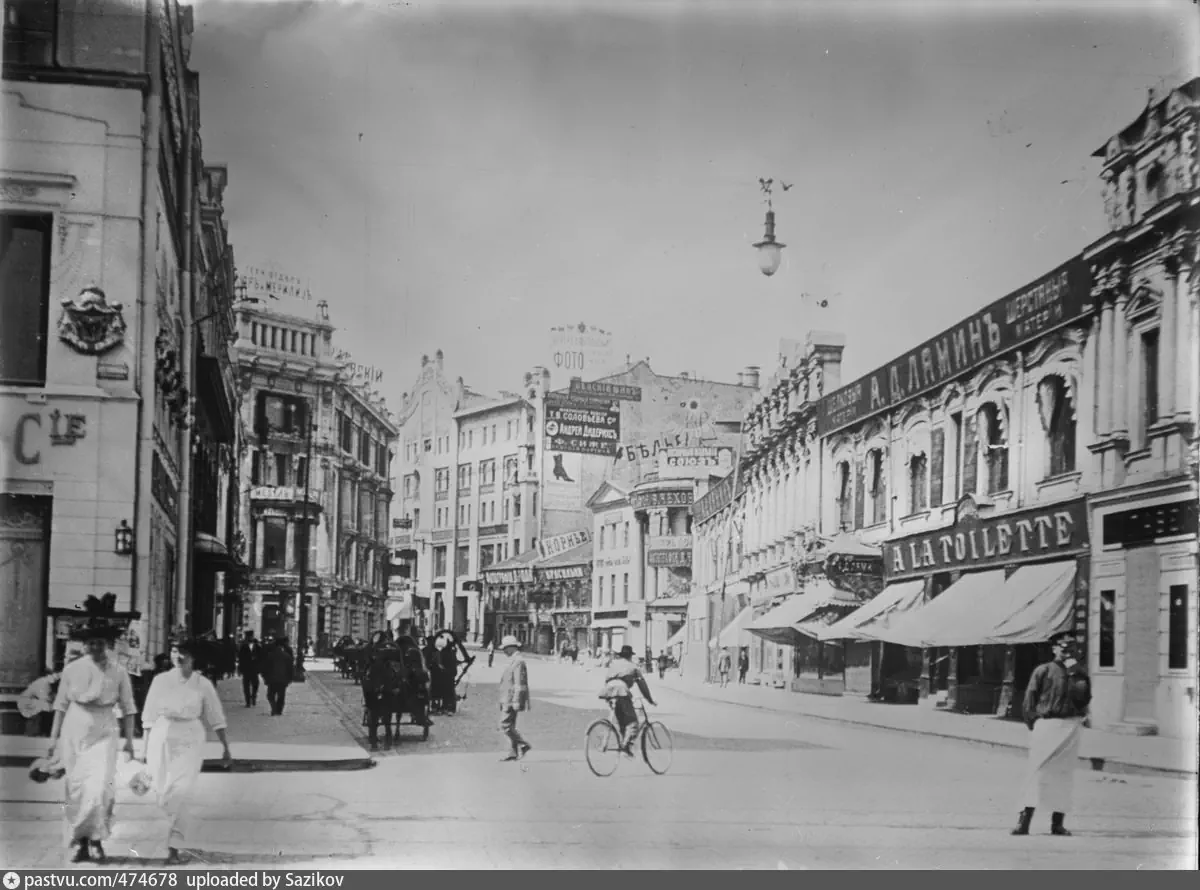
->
xmin=599 ymin=645 xmax=657 ymax=755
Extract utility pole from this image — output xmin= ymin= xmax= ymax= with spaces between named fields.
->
xmin=295 ymin=417 xmax=315 ymax=678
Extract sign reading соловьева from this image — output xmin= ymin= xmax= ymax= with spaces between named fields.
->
xmin=884 ymin=497 xmax=1089 ymax=581
xmin=816 ymin=257 xmax=1092 ymax=437
xmin=544 ymin=394 xmax=621 ymax=456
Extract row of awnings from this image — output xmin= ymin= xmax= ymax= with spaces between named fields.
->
xmin=814 ymin=560 xmax=1076 ymax=647
xmin=704 ymin=560 xmax=1077 ymax=650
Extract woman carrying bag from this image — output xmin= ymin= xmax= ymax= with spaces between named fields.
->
xmin=45 ymin=597 xmax=138 ymax=864
xmin=140 ymin=638 xmax=233 ymax=864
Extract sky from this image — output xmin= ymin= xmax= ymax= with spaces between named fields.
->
xmin=190 ymin=0 xmax=1198 ymax=406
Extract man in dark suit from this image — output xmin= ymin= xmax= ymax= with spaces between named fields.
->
xmin=237 ymin=630 xmax=263 ymax=707
xmin=262 ymin=637 xmax=295 ymax=716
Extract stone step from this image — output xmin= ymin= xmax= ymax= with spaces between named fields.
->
xmin=1103 ymin=720 xmax=1159 ymax=737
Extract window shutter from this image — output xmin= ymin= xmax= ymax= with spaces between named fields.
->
xmin=853 ymin=460 xmax=866 ymax=530
xmin=930 ymin=428 xmax=945 ymax=507
xmin=962 ymin=413 xmax=979 ymax=496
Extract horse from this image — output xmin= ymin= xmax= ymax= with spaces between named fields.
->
xmin=360 ymin=634 xmax=432 ymax=749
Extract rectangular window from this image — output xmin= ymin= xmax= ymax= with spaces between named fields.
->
xmin=951 ymin=412 xmax=963 ymax=500
xmin=262 ymin=518 xmax=287 ymax=570
xmin=623 ymin=573 xmax=629 ymax=603
xmin=507 ymin=420 xmax=513 ymax=440
xmin=1168 ymin=583 xmax=1190 ymax=670
xmin=274 ymin=454 xmax=289 ymax=486
xmin=0 ymin=212 xmax=52 ymax=386
xmin=433 ymin=546 xmax=447 ymax=578
xmin=251 ymin=451 xmax=263 ymax=485
xmin=456 ymin=545 xmax=470 ymax=576
xmin=623 ymin=522 xmax=630 ymax=548
xmin=599 ymin=526 xmax=606 ymax=550
xmin=1141 ymin=328 xmax=1159 ymax=442
xmin=1098 ymin=588 xmax=1115 ymax=668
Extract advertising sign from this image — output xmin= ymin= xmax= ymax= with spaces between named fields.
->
xmin=817 ymin=258 xmax=1092 ymax=436
xmin=648 ymin=549 xmax=692 ymax=568
xmin=647 ymin=535 xmax=693 ymax=552
xmin=548 ymin=323 xmax=618 ymax=390
xmin=884 ymin=497 xmax=1089 ymax=581
xmin=570 ymin=379 xmax=642 ymax=402
xmin=628 ymin=488 xmax=693 ymax=511
xmin=544 ymin=394 xmax=621 ymax=456
xmin=537 ymin=528 xmax=591 ymax=560
xmin=658 ymin=446 xmax=733 ymax=479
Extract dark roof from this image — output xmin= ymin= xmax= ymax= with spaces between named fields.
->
xmin=483 ymin=549 xmax=539 ymax=573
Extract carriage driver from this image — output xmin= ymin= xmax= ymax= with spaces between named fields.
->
xmin=600 ymin=645 xmax=657 ymax=755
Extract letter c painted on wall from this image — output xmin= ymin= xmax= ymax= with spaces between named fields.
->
xmin=15 ymin=413 xmax=41 ymax=465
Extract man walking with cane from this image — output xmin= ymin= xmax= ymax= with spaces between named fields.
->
xmin=1011 ymin=629 xmax=1091 ymax=836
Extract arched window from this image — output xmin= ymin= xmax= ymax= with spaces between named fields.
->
xmin=979 ymin=402 xmax=1009 ymax=494
xmin=835 ymin=461 xmax=852 ymax=530
xmin=908 ymin=452 xmax=928 ymax=513
xmin=1037 ymin=375 xmax=1076 ymax=477
xmin=867 ymin=448 xmax=887 ymax=525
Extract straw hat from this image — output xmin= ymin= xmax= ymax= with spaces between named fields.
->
xmin=499 ymin=635 xmax=522 ymax=650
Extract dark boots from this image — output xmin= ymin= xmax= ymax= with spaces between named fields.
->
xmin=1011 ymin=807 xmax=1034 ymax=836
xmin=1012 ymin=808 xmax=1072 ymax=836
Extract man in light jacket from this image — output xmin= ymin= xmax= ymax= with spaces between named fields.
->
xmin=497 ymin=635 xmax=532 ymax=762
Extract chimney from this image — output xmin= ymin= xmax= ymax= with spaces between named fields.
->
xmin=743 ymin=366 xmax=760 ymax=389
xmin=736 ymin=372 xmax=744 ymax=386
xmin=435 ymin=349 xmax=444 ymax=370
xmin=807 ymin=331 xmax=847 ymax=393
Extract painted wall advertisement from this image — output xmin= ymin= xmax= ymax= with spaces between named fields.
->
xmin=547 ymin=322 xmax=618 ymax=391
xmin=544 ymin=394 xmax=621 ymax=456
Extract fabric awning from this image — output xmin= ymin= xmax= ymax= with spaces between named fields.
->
xmin=708 ymin=606 xmax=755 ymax=650
xmin=872 ymin=562 xmax=1076 ymax=648
xmin=815 ymin=579 xmax=926 ymax=641
xmin=591 ymin=618 xmax=628 ymax=631
xmin=665 ymin=625 xmax=687 ymax=649
xmin=747 ymin=580 xmax=859 ymax=646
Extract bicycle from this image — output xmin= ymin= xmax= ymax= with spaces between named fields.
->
xmin=584 ymin=699 xmax=673 ymax=777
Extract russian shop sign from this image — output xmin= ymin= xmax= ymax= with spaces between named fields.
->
xmin=544 ymin=394 xmax=621 ymax=456
xmin=817 ymin=257 xmax=1092 ymax=436
xmin=484 ymin=567 xmax=535 ymax=585
xmin=648 ymin=549 xmax=692 ymax=568
xmin=539 ymin=566 xmax=588 ymax=581
xmin=569 ymin=378 xmax=642 ymax=401
xmin=537 ymin=528 xmax=591 ymax=560
xmin=628 ymin=488 xmax=693 ymax=510
xmin=884 ymin=496 xmax=1089 ymax=581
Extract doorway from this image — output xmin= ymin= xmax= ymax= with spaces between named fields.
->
xmin=1122 ymin=545 xmax=1160 ymax=723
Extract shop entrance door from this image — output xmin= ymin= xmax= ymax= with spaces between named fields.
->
xmin=0 ymin=495 xmax=50 ymax=688
xmin=1122 ymin=546 xmax=1159 ymax=723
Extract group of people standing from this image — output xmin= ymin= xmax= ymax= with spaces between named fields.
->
xmin=42 ymin=607 xmax=233 ymax=865
xmin=236 ymin=630 xmax=296 ymax=715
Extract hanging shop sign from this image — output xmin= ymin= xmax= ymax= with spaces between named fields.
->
xmin=569 ymin=378 xmax=642 ymax=401
xmin=658 ymin=446 xmax=733 ymax=479
xmin=539 ymin=566 xmax=587 ymax=581
xmin=884 ymin=496 xmax=1089 ymax=581
xmin=544 ymin=394 xmax=621 ymax=456
xmin=628 ymin=488 xmax=693 ymax=511
xmin=824 ymin=553 xmax=884 ymax=578
xmin=647 ymin=549 xmax=692 ymax=568
xmin=484 ymin=567 xmax=535 ymax=585
xmin=648 ymin=535 xmax=692 ymax=552
xmin=537 ymin=528 xmax=591 ymax=560
xmin=817 ymin=257 xmax=1091 ymax=436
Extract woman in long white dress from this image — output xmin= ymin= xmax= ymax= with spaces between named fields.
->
xmin=47 ymin=621 xmax=137 ymax=863
xmin=141 ymin=639 xmax=232 ymax=864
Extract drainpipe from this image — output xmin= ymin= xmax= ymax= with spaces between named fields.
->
xmin=175 ymin=84 xmax=197 ymax=635
xmin=133 ymin=20 xmax=162 ymax=636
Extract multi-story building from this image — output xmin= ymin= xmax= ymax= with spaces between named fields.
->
xmin=233 ymin=297 xmax=397 ymax=649
xmin=390 ymin=352 xmax=544 ymax=640
xmin=1 ymin=0 xmax=238 ymax=694
xmin=1081 ymin=80 xmax=1198 ymax=738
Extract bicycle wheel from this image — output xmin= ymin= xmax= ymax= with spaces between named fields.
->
xmin=584 ymin=718 xmax=621 ymax=777
xmin=640 ymin=720 xmax=673 ymax=775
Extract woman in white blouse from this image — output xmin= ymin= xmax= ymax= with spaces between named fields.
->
xmin=141 ymin=639 xmax=232 ymax=864
xmin=47 ymin=620 xmax=137 ymax=863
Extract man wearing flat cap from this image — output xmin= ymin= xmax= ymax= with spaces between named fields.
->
xmin=1012 ymin=629 xmax=1092 ymax=837
xmin=497 ymin=635 xmax=532 ymax=762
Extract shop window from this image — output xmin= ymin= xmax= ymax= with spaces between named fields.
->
xmin=1168 ymin=584 xmax=1190 ymax=670
xmin=1037 ymin=375 xmax=1076 ymax=477
xmin=980 ymin=402 xmax=1009 ymax=494
xmin=0 ymin=212 xmax=52 ymax=386
xmin=835 ymin=461 xmax=851 ymax=530
xmin=1098 ymin=589 xmax=1115 ymax=668
xmin=623 ymin=573 xmax=629 ymax=603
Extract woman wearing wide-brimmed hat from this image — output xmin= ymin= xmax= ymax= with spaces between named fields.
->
xmin=46 ymin=596 xmax=137 ymax=863
xmin=141 ymin=637 xmax=232 ymax=864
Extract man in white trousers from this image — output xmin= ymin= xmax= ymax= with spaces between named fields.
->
xmin=1012 ymin=630 xmax=1092 ymax=836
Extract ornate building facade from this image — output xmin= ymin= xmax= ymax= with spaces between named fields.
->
xmin=1 ymin=0 xmax=238 ymax=697
xmin=233 ymin=298 xmax=397 ymax=649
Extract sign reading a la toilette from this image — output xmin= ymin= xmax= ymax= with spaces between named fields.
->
xmin=884 ymin=497 xmax=1089 ymax=581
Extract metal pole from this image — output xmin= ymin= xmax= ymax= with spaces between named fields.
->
xmin=295 ymin=418 xmax=315 ymax=676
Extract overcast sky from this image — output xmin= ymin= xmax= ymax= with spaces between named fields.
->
xmin=191 ymin=0 xmax=1197 ymax=403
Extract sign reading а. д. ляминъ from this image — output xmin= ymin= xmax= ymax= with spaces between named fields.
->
xmin=817 ymin=257 xmax=1092 ymax=437
xmin=884 ymin=497 xmax=1089 ymax=581
xmin=544 ymin=394 xmax=621 ymax=456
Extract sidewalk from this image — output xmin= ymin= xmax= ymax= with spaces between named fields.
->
xmin=653 ymin=670 xmax=1198 ymax=779
xmin=0 ymin=660 xmax=372 ymax=771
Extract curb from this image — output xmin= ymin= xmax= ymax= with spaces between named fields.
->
xmin=0 ymin=754 xmax=375 ymax=773
xmin=658 ymin=681 xmax=1195 ymax=780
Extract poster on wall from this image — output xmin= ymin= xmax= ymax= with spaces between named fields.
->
xmin=542 ymin=449 xmax=584 ymax=511
xmin=547 ymin=322 xmax=620 ymax=391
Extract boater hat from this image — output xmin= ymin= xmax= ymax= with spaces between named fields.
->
xmin=500 ymin=635 xmax=522 ymax=650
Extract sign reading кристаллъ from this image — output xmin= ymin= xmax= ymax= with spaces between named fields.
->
xmin=884 ymin=497 xmax=1089 ymax=581
xmin=816 ymin=257 xmax=1092 ymax=437
xmin=544 ymin=394 xmax=621 ymax=456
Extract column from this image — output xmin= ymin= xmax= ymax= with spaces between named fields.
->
xmin=1097 ymin=295 xmax=1114 ymax=436
xmin=285 ymin=520 xmax=296 ymax=571
xmin=1125 ymin=293 xmax=1141 ymax=446
xmin=254 ymin=518 xmax=265 ymax=568
xmin=1111 ymin=293 xmax=1129 ymax=438
xmin=1174 ymin=247 xmax=1193 ymax=423
xmin=1158 ymin=253 xmax=1178 ymax=422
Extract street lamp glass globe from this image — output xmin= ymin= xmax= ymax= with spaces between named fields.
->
xmin=756 ymin=242 xmax=783 ymax=277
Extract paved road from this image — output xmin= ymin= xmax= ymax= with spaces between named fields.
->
xmin=1 ymin=657 xmax=1193 ymax=869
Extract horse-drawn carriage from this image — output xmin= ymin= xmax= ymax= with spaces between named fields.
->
xmin=358 ymin=632 xmax=433 ymax=750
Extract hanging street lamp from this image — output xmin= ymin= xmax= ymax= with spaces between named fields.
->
xmin=752 ymin=177 xmax=787 ymax=277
